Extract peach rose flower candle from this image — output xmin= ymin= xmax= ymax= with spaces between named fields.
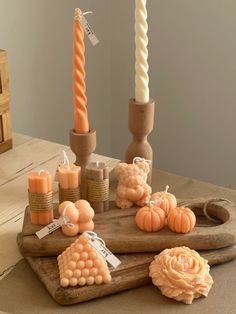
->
xmin=149 ymin=247 xmax=213 ymax=304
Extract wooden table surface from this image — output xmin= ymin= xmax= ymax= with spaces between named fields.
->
xmin=1 ymin=133 xmax=236 ymax=314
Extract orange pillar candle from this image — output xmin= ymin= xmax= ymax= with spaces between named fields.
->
xmin=73 ymin=8 xmax=89 ymax=134
xmin=58 ymin=151 xmax=81 ymax=203
xmin=28 ymin=170 xmax=53 ymax=225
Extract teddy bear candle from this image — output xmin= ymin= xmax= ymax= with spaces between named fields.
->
xmin=115 ymin=157 xmax=152 ymax=209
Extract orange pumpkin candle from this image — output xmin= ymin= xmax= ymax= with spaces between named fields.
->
xmin=73 ymin=8 xmax=89 ymax=134
xmin=28 ymin=170 xmax=53 ymax=225
xmin=135 ymin=200 xmax=166 ymax=232
xmin=167 ymin=207 xmax=196 ymax=233
xmin=151 ymin=185 xmax=177 ymax=216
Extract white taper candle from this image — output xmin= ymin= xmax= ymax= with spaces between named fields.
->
xmin=135 ymin=0 xmax=149 ymax=104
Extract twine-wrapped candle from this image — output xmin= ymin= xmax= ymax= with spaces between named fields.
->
xmin=86 ymin=161 xmax=109 ymax=212
xmin=58 ymin=151 xmax=81 ymax=203
xmin=28 ymin=170 xmax=53 ymax=225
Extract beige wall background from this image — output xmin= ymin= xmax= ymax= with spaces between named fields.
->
xmin=1 ymin=0 xmax=236 ymax=189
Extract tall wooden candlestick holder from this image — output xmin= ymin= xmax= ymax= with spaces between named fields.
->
xmin=70 ymin=129 xmax=96 ymax=199
xmin=125 ymin=98 xmax=155 ymax=184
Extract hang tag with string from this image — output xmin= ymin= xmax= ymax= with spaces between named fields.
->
xmin=36 ymin=216 xmax=70 ymax=239
xmin=76 ymin=10 xmax=99 ymax=46
xmin=84 ymin=231 xmax=121 ymax=268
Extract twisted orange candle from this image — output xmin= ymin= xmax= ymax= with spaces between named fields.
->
xmin=73 ymin=9 xmax=89 ymax=134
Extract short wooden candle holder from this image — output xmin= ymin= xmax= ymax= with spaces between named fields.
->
xmin=70 ymin=129 xmax=96 ymax=199
xmin=0 ymin=49 xmax=12 ymax=154
xmin=125 ymin=98 xmax=155 ymax=183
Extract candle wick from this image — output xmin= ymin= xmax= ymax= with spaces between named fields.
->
xmin=82 ymin=11 xmax=93 ymax=16
xmin=62 ymin=150 xmax=70 ymax=169
xmin=38 ymin=169 xmax=46 ymax=176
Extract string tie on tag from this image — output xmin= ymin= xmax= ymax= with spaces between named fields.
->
xmin=83 ymin=231 xmax=106 ymax=246
xmin=133 ymin=157 xmax=152 ymax=165
xmin=145 ymin=198 xmax=163 ymax=207
xmin=74 ymin=9 xmax=93 ymax=20
xmin=62 ymin=205 xmax=76 ymax=229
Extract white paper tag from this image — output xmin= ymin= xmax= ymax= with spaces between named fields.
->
xmin=36 ymin=216 xmax=69 ymax=239
xmin=84 ymin=233 xmax=121 ymax=268
xmin=77 ymin=13 xmax=99 ymax=46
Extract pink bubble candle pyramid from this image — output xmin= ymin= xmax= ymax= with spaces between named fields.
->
xmin=57 ymin=233 xmax=112 ymax=287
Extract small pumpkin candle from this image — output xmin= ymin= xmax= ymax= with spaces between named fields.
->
xmin=135 ymin=200 xmax=166 ymax=232
xmin=151 ymin=185 xmax=177 ymax=216
xmin=167 ymin=207 xmax=196 ymax=233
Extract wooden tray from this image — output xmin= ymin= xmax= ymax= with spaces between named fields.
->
xmin=18 ymin=198 xmax=236 ymax=256
xmin=22 ymin=244 xmax=236 ymax=305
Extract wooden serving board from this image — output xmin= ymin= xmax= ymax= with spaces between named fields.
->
xmin=21 ymin=244 xmax=236 ymax=305
xmin=18 ymin=198 xmax=236 ymax=256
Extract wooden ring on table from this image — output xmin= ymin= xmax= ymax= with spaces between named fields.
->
xmin=202 ymin=198 xmax=233 ymax=223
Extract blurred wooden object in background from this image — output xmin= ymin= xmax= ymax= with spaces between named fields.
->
xmin=0 ymin=49 xmax=12 ymax=153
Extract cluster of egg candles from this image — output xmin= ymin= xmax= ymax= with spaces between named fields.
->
xmin=58 ymin=234 xmax=111 ymax=287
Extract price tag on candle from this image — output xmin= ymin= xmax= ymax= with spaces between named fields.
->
xmin=76 ymin=12 xmax=99 ymax=46
xmin=36 ymin=216 xmax=69 ymax=239
xmin=84 ymin=232 xmax=121 ymax=268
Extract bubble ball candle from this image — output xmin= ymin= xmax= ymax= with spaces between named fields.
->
xmin=58 ymin=233 xmax=112 ymax=287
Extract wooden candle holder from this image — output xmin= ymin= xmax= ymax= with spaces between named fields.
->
xmin=86 ymin=161 xmax=109 ymax=213
xmin=125 ymin=98 xmax=155 ymax=183
xmin=70 ymin=129 xmax=96 ymax=199
xmin=0 ymin=50 xmax=12 ymax=154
